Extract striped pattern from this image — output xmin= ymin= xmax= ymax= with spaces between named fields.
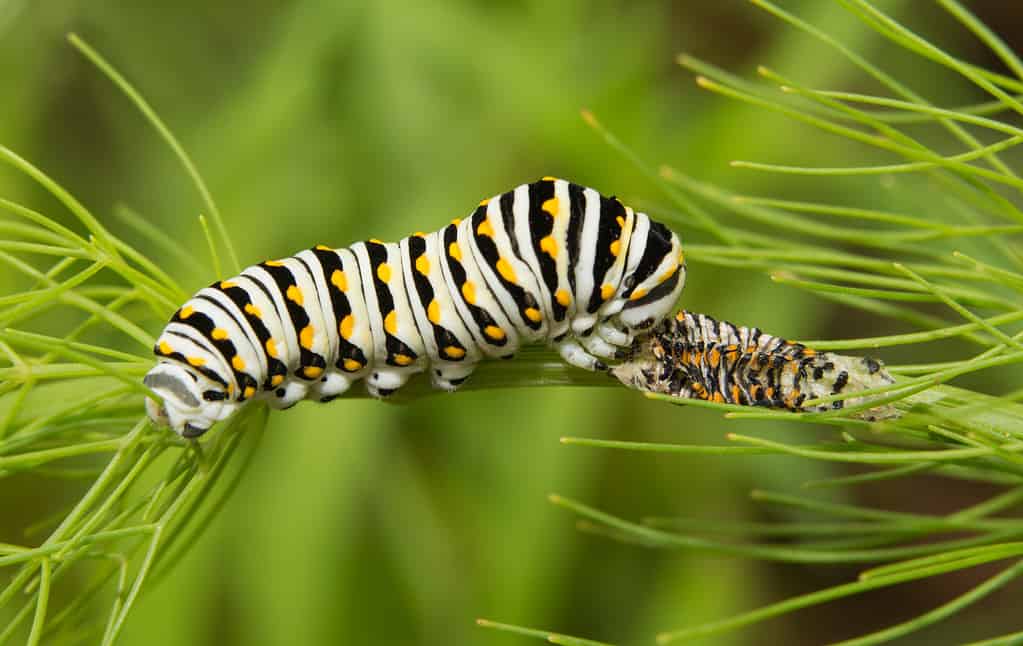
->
xmin=612 ymin=311 xmax=898 ymax=419
xmin=145 ymin=178 xmax=686 ymax=437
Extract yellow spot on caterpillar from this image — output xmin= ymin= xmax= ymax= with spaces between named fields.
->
xmin=600 ymin=284 xmax=615 ymax=301
xmin=232 ymin=355 xmax=246 ymax=371
xmin=616 ymin=216 xmax=625 ymax=228
xmin=369 ymin=238 xmax=383 ymax=244
xmin=609 ymin=240 xmax=621 ymax=257
xmin=384 ymin=310 xmax=398 ymax=335
xmin=629 ymin=288 xmax=648 ymax=301
xmin=243 ymin=386 xmax=256 ymax=399
xmin=708 ymin=348 xmax=720 ymax=368
xmin=461 ymin=281 xmax=476 ymax=305
xmin=542 ymin=197 xmax=560 ymax=218
xmin=331 ymin=269 xmax=347 ymax=292
xmin=158 ymin=341 xmax=172 ymax=355
xmin=524 ymin=307 xmax=542 ymax=323
xmin=244 ymin=303 xmax=262 ymax=318
xmin=415 ymin=255 xmax=430 ymax=276
xmin=479 ymin=198 xmax=490 ymax=207
xmin=476 ymin=218 xmax=494 ymax=237
xmin=450 ymin=218 xmax=462 ymax=226
xmin=315 ymin=244 xmax=332 ymax=251
xmin=539 ymin=235 xmax=557 ymax=258
xmin=427 ymin=300 xmax=441 ymax=324
xmin=448 ymin=242 xmax=462 ymax=262
xmin=271 ymin=374 xmax=284 ymax=386
xmin=712 ymin=391 xmax=725 ymax=403
xmin=303 ymin=366 xmax=323 ymax=379
xmin=555 ymin=289 xmax=571 ymax=307
xmin=220 ymin=281 xmax=237 ymax=289
xmin=343 ymin=359 xmax=362 ymax=372
xmin=340 ymin=315 xmax=354 ymax=340
xmin=676 ymin=311 xmax=686 ymax=321
xmin=264 ymin=260 xmax=283 ymax=267
xmin=179 ymin=305 xmax=194 ymax=319
xmin=377 ymin=263 xmax=392 ymax=283
xmin=542 ymin=176 xmax=558 ymax=181
xmin=444 ymin=346 xmax=466 ymax=359
xmin=659 ymin=267 xmax=676 ymax=283
xmin=484 ymin=325 xmax=505 ymax=341
xmin=187 ymin=356 xmax=205 ymax=367
xmin=299 ymin=325 xmax=315 ymax=350
xmin=286 ymin=285 xmax=304 ymax=306
xmin=393 ymin=353 xmax=413 ymax=366
xmin=211 ymin=328 xmax=229 ymax=341
xmin=266 ymin=338 xmax=279 ymax=357
xmin=496 ymin=257 xmax=517 ymax=283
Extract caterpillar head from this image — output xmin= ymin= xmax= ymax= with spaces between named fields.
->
xmin=144 ymin=362 xmax=232 ymax=438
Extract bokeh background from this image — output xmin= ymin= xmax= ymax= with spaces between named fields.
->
xmin=2 ymin=1 xmax=1022 ymax=644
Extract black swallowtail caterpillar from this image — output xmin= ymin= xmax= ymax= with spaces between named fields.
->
xmin=145 ymin=177 xmax=686 ymax=437
xmin=612 ymin=310 xmax=898 ymax=420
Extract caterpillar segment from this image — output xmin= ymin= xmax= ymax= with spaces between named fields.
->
xmin=145 ymin=178 xmax=686 ymax=437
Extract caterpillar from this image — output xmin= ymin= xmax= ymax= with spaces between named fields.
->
xmin=144 ymin=177 xmax=687 ymax=437
xmin=612 ymin=310 xmax=898 ymax=420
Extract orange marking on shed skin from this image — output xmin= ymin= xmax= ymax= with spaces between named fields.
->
xmin=211 ymin=328 xmax=229 ymax=341
xmin=384 ymin=311 xmax=398 ymax=335
xmin=331 ymin=270 xmax=347 ymax=292
xmin=286 ymin=285 xmax=304 ymax=306
xmin=542 ymin=197 xmax=560 ymax=218
xmin=496 ymin=257 xmax=517 ymax=283
xmin=244 ymin=303 xmax=262 ymax=318
xmin=303 ymin=366 xmax=323 ymax=379
xmin=342 ymin=359 xmax=362 ymax=372
xmin=427 ymin=300 xmax=441 ymax=324
xmin=266 ymin=339 xmax=279 ymax=358
xmin=443 ymin=346 xmax=465 ymax=359
xmin=555 ymin=289 xmax=571 ymax=307
xmin=376 ymin=263 xmax=392 ymax=283
xmin=299 ymin=325 xmax=314 ymax=350
xmin=484 ymin=325 xmax=505 ymax=341
xmin=231 ymin=356 xmax=246 ymax=371
xmin=448 ymin=242 xmax=462 ymax=262
xmin=339 ymin=315 xmax=354 ymax=340
xmin=539 ymin=235 xmax=557 ymax=258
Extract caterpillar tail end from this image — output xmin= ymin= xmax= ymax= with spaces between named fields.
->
xmin=611 ymin=312 xmax=901 ymax=421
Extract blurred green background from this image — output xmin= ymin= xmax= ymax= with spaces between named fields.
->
xmin=2 ymin=1 xmax=1022 ymax=644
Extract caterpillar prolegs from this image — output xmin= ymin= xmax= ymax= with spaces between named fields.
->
xmin=145 ymin=178 xmax=687 ymax=436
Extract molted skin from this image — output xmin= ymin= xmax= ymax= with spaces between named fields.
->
xmin=145 ymin=178 xmax=686 ymax=436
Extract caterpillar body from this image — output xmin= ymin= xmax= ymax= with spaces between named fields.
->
xmin=612 ymin=310 xmax=898 ymax=420
xmin=145 ymin=178 xmax=686 ymax=437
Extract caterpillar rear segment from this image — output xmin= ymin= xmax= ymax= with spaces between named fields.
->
xmin=612 ymin=310 xmax=899 ymax=421
xmin=144 ymin=178 xmax=686 ymax=437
